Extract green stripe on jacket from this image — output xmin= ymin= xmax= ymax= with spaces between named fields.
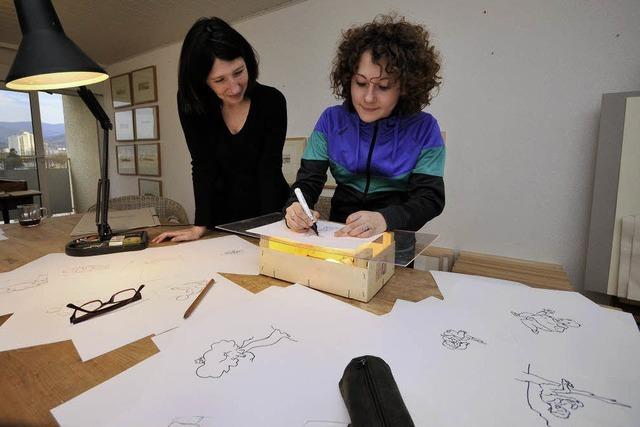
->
xmin=302 ymin=130 xmax=328 ymax=161
xmin=413 ymin=146 xmax=445 ymax=177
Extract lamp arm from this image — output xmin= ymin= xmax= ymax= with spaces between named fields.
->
xmin=77 ymin=86 xmax=112 ymax=240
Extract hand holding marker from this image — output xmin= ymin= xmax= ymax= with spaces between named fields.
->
xmin=294 ymin=188 xmax=319 ymax=236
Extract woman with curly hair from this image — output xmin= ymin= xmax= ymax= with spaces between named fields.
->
xmin=285 ymin=14 xmax=445 ymax=236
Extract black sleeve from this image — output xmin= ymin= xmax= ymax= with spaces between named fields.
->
xmin=283 ymin=158 xmax=328 ymax=213
xmin=377 ymin=173 xmax=445 ymax=231
xmin=178 ymin=97 xmax=215 ymax=227
xmin=257 ymin=88 xmax=289 ymax=213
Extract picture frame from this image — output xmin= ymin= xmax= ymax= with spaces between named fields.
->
xmin=114 ymin=110 xmax=135 ymax=141
xmin=282 ymin=137 xmax=306 ymax=184
xmin=116 ymin=145 xmax=136 ymax=175
xmin=109 ymin=73 xmax=132 ymax=108
xmin=134 ymin=106 xmax=159 ymax=140
xmin=138 ymin=178 xmax=163 ymax=197
xmin=136 ymin=143 xmax=161 ymax=176
xmin=131 ymin=65 xmax=157 ymax=105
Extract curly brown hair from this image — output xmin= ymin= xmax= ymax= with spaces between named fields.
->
xmin=330 ymin=14 xmax=442 ymax=116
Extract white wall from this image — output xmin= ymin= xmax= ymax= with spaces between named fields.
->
xmin=105 ymin=0 xmax=640 ymax=288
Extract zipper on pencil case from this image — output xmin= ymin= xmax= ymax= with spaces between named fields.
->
xmin=358 ymin=356 xmax=388 ymax=427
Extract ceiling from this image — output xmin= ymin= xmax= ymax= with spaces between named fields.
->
xmin=0 ymin=0 xmax=306 ymax=65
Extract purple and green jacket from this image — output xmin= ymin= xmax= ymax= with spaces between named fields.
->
xmin=286 ymin=104 xmax=445 ymax=231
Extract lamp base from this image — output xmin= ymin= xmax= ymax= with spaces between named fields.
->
xmin=65 ymin=231 xmax=148 ymax=256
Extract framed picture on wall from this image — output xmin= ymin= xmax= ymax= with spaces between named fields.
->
xmin=116 ymin=145 xmax=136 ymax=175
xmin=134 ymin=106 xmax=159 ymax=140
xmin=131 ymin=66 xmax=157 ymax=104
xmin=114 ymin=110 xmax=135 ymax=141
xmin=110 ymin=73 xmax=132 ymax=108
xmin=136 ymin=143 xmax=161 ymax=176
xmin=138 ymin=178 xmax=162 ymax=197
xmin=282 ymin=137 xmax=306 ymax=184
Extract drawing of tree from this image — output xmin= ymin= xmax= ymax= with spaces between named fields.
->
xmin=195 ymin=326 xmax=297 ymax=379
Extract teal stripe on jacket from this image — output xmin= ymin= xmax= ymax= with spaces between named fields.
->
xmin=330 ymin=161 xmax=411 ymax=194
xmin=413 ymin=146 xmax=445 ymax=177
xmin=302 ymin=130 xmax=328 ymax=161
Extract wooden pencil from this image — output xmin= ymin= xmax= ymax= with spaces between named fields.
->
xmin=183 ymin=278 xmax=215 ymax=319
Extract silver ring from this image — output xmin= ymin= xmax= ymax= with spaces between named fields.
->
xmin=363 ymin=225 xmax=370 ymax=231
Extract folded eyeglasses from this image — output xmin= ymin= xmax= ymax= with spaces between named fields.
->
xmin=66 ymin=284 xmax=145 ymax=324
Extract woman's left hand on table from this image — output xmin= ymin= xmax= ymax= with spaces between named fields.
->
xmin=334 ymin=211 xmax=387 ymax=238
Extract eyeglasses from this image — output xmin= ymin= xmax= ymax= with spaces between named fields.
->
xmin=66 ymin=284 xmax=145 ymax=324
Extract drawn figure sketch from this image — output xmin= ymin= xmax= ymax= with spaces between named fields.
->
xmin=195 ymin=326 xmax=297 ymax=379
xmin=0 ymin=273 xmax=48 ymax=294
xmin=441 ymin=329 xmax=486 ymax=350
xmin=511 ymin=309 xmax=580 ymax=334
xmin=516 ymin=364 xmax=630 ymax=426
xmin=168 ymin=416 xmax=216 ymax=427
xmin=171 ymin=281 xmax=206 ymax=301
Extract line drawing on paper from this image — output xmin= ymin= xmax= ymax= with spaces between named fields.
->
xmin=63 ymin=265 xmax=109 ymax=274
xmin=516 ymin=364 xmax=630 ymax=426
xmin=511 ymin=309 xmax=580 ymax=334
xmin=223 ymin=249 xmax=244 ymax=255
xmin=441 ymin=329 xmax=486 ymax=350
xmin=142 ymin=256 xmax=184 ymax=265
xmin=195 ymin=326 xmax=297 ymax=379
xmin=45 ymin=304 xmax=74 ymax=318
xmin=0 ymin=273 xmax=48 ymax=294
xmin=168 ymin=416 xmax=215 ymax=427
xmin=170 ymin=280 xmax=206 ymax=301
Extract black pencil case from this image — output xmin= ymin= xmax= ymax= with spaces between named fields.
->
xmin=338 ymin=355 xmax=415 ymax=427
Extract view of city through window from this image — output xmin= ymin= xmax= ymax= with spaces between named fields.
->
xmin=1 ymin=89 xmax=74 ymax=217
xmin=0 ymin=90 xmax=67 ymax=169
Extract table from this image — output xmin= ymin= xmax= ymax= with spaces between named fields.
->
xmin=0 ymin=189 xmax=42 ymax=224
xmin=0 ymin=215 xmax=442 ymax=426
xmin=452 ymin=250 xmax=573 ymax=291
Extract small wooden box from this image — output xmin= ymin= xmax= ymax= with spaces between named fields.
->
xmin=259 ymin=233 xmax=396 ymax=302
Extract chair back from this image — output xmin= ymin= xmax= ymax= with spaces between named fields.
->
xmin=88 ymin=195 xmax=189 ymax=224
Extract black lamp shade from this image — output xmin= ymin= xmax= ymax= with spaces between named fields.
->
xmin=5 ymin=0 xmax=108 ymax=90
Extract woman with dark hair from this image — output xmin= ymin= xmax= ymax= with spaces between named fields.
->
xmin=284 ymin=14 xmax=445 ymax=237
xmin=154 ymin=17 xmax=289 ymax=243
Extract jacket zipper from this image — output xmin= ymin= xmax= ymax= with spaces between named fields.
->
xmin=362 ymin=122 xmax=379 ymax=201
xmin=359 ymin=356 xmax=387 ymax=426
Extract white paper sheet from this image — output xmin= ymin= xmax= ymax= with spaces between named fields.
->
xmin=50 ymin=273 xmax=640 ymax=427
xmin=248 ymin=219 xmax=382 ymax=251
xmin=53 ymin=285 xmax=377 ymax=427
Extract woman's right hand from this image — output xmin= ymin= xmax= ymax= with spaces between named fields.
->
xmin=151 ymin=225 xmax=207 ymax=244
xmin=284 ymin=202 xmax=320 ymax=232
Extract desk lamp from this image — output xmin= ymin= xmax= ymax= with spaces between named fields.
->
xmin=5 ymin=0 xmax=148 ymax=256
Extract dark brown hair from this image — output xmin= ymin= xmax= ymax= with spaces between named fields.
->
xmin=178 ymin=17 xmax=259 ymax=114
xmin=330 ymin=14 xmax=442 ymax=116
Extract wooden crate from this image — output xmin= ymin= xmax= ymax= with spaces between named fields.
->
xmin=259 ymin=234 xmax=396 ymax=302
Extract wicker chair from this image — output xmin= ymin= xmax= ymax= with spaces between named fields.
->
xmin=87 ymin=195 xmax=189 ymax=224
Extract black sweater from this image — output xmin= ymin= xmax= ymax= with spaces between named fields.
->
xmin=178 ymin=83 xmax=290 ymax=227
